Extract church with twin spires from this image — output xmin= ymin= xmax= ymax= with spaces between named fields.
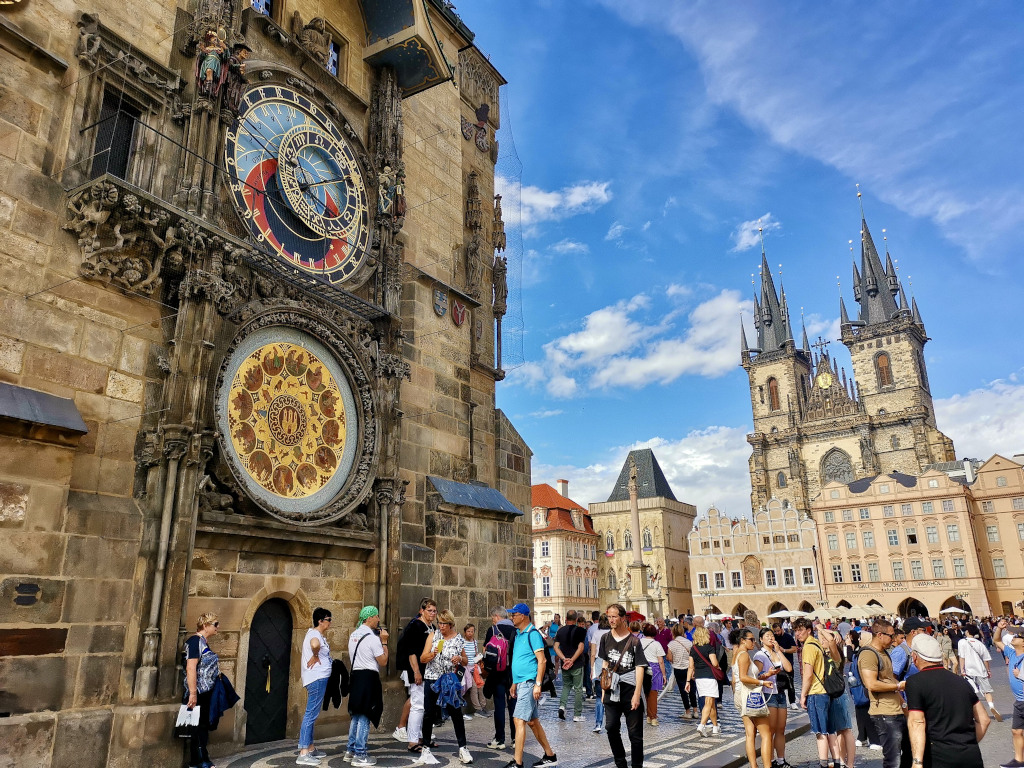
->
xmin=741 ymin=214 xmax=956 ymax=519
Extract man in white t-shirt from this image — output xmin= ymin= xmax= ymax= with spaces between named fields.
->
xmin=958 ymin=624 xmax=1002 ymax=722
xmin=298 ymin=608 xmax=334 ymax=765
xmin=346 ymin=606 xmax=389 ymax=767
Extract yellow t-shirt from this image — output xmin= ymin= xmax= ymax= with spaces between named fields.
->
xmin=801 ymin=638 xmax=826 ymax=696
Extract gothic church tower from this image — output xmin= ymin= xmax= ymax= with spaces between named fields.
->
xmin=742 ymin=212 xmax=955 ymax=518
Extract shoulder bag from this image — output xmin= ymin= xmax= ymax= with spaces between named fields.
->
xmin=600 ymin=634 xmax=637 ymax=690
xmin=692 ymin=643 xmax=725 ymax=681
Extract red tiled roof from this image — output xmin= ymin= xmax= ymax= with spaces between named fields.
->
xmin=531 ymin=484 xmax=597 ymax=536
xmin=532 ymin=483 xmax=586 ymax=511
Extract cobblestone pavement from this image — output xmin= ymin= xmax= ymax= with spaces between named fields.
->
xmin=218 ymin=674 xmax=809 ymax=768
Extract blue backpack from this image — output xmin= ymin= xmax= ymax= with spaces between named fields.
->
xmin=850 ymin=647 xmax=894 ymax=707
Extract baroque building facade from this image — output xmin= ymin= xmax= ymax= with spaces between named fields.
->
xmin=529 ymin=480 xmax=600 ymax=625
xmin=0 ymin=1 xmax=530 ymax=765
xmin=590 ymin=449 xmax=696 ymax=618
xmin=813 ymin=454 xmax=1024 ymax=618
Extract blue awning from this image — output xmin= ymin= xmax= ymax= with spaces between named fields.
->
xmin=0 ymin=382 xmax=88 ymax=434
xmin=427 ymin=476 xmax=522 ymax=516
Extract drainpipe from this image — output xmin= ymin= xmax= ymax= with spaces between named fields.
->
xmin=811 ymin=544 xmax=825 ymax=604
xmin=134 ymin=424 xmax=190 ymax=700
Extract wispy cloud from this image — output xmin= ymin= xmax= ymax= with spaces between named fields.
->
xmin=731 ymin=212 xmax=780 ymax=252
xmin=551 ymin=239 xmax=589 ymax=254
xmin=529 ymin=409 xmax=564 ymax=419
xmin=605 ymin=222 xmax=627 ymax=241
xmin=666 ymin=283 xmax=693 ymax=298
xmin=599 ymin=2 xmax=1024 ymax=269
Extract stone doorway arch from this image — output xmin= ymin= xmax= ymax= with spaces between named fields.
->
xmin=897 ymin=597 xmax=929 ymax=618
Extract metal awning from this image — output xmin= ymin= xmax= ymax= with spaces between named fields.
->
xmin=427 ymin=476 xmax=521 ymax=515
xmin=0 ymin=382 xmax=88 ymax=434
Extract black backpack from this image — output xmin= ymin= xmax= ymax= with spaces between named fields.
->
xmin=808 ymin=638 xmax=846 ymax=699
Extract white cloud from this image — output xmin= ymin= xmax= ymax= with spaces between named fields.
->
xmin=512 ymin=290 xmax=748 ymax=398
xmin=802 ymin=313 xmax=841 ymax=346
xmin=532 ymin=425 xmax=753 ymax=517
xmin=666 ymin=283 xmax=693 ymax=298
xmin=589 ymin=290 xmax=748 ymax=387
xmin=934 ymin=373 xmax=1024 ymax=460
xmin=731 ymin=212 xmax=780 ymax=252
xmin=642 ymin=221 xmax=652 ymax=232
xmin=496 ymin=174 xmax=612 ymax=231
xmin=551 ymin=239 xmax=589 ymax=254
xmin=605 ymin=221 xmax=627 ymax=241
xmin=662 ymin=196 xmax=679 ymax=215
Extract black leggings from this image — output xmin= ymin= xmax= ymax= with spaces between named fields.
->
xmin=422 ymin=683 xmax=466 ymax=748
xmin=673 ymin=669 xmax=698 ymax=709
xmin=855 ymin=705 xmax=878 ymax=745
xmin=604 ymin=682 xmax=644 ymax=768
xmin=188 ymin=690 xmax=212 ymax=766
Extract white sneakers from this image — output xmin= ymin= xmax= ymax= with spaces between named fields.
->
xmin=459 ymin=747 xmax=473 ymax=764
xmin=487 ymin=740 xmax=505 ymax=749
xmin=413 ymin=747 xmax=439 ymax=766
xmin=696 ymin=724 xmax=707 ymax=737
xmin=990 ymin=705 xmax=1004 ymax=722
xmin=296 ymin=757 xmax=320 ymax=766
xmin=711 ymin=725 xmax=721 ymax=735
xmin=351 ymin=757 xmax=377 ymax=767
xmin=573 ymin=716 xmax=586 ymax=723
xmin=592 ymin=725 xmax=603 ymax=734
xmin=392 ymin=727 xmax=408 ymax=742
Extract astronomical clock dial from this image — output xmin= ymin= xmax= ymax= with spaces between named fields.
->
xmin=225 ymin=85 xmax=371 ymax=284
xmin=816 ymin=371 xmax=834 ymax=390
xmin=217 ymin=327 xmax=359 ymax=522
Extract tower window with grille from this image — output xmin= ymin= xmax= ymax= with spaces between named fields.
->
xmin=876 ymin=352 xmax=894 ymax=388
xmin=90 ymin=89 xmax=142 ymax=180
xmin=777 ymin=472 xmax=787 ymax=488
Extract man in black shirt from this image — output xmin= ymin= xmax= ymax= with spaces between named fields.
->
xmin=906 ymin=633 xmax=990 ymax=768
xmin=599 ymin=603 xmax=647 ymax=768
xmin=554 ymin=610 xmax=587 ymax=721
xmin=772 ymin=623 xmax=799 ymax=709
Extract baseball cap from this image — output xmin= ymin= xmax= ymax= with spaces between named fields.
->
xmin=910 ymin=633 xmax=943 ymax=663
xmin=902 ymin=617 xmax=931 ymax=633
xmin=510 ymin=602 xmax=531 ymax=616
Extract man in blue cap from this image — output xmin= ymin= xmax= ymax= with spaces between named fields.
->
xmin=504 ymin=603 xmax=558 ymax=768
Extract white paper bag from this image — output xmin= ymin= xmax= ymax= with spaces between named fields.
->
xmin=175 ymin=705 xmax=201 ymax=727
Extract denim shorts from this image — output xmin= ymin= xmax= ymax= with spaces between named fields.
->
xmin=766 ymin=692 xmax=786 ymax=709
xmin=807 ymin=693 xmax=831 ymax=734
xmin=827 ymin=693 xmax=852 ymax=732
xmin=512 ymin=681 xmax=540 ymax=722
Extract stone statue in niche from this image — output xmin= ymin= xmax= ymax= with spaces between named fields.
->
xmin=619 ymin=570 xmax=632 ymax=600
xmin=292 ymin=14 xmax=332 ymax=66
xmin=377 ymin=165 xmax=396 ymax=217
xmin=492 ymin=194 xmax=506 ymax=252
xmin=491 ymin=254 xmax=507 ymax=316
xmin=465 ymin=232 xmax=483 ymax=299
xmin=198 ymin=474 xmax=234 ymax=515
xmin=76 ymin=13 xmax=102 ymax=68
xmin=394 ymin=165 xmax=406 ymax=218
xmin=223 ymin=44 xmax=251 ymax=112
xmin=195 ymin=28 xmax=229 ymax=98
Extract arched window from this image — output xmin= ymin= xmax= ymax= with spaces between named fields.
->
xmin=821 ymin=448 xmax=855 ymax=484
xmin=767 ymin=377 xmax=781 ymax=411
xmin=606 ymin=531 xmax=614 ymax=551
xmin=642 ymin=528 xmax=653 ymax=550
xmin=777 ymin=472 xmax=788 ymax=488
xmin=876 ymin=352 xmax=894 ymax=387
xmin=623 ymin=529 xmax=632 ymax=550
xmin=609 ymin=570 xmax=617 ymax=590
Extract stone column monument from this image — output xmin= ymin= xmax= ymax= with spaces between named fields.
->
xmin=625 ymin=456 xmax=657 ymax=618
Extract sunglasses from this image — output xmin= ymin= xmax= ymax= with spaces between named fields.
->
xmin=324 ymin=617 xmax=333 ymax=622
xmin=212 ymin=622 xmax=219 ymax=628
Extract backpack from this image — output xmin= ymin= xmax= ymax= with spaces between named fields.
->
xmin=807 ymin=637 xmax=846 ymax=699
xmin=483 ymin=628 xmax=511 ymax=675
xmin=849 ymin=647 xmax=890 ymax=707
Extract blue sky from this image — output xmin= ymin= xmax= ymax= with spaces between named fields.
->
xmin=452 ymin=1 xmax=1024 ymax=516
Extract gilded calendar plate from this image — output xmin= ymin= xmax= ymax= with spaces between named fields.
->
xmin=217 ymin=326 xmax=358 ymax=518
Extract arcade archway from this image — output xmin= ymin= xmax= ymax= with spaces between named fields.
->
xmin=897 ymin=597 xmax=929 ymax=618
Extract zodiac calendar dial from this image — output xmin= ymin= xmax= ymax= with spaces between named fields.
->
xmin=217 ymin=327 xmax=360 ymax=521
xmin=225 ymin=85 xmax=371 ymax=284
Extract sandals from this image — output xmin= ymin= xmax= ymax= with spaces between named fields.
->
xmin=408 ymin=745 xmax=423 ymax=753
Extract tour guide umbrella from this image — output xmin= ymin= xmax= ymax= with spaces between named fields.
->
xmin=624 ymin=610 xmax=646 ymax=623
xmin=939 ymin=606 xmax=968 ymax=615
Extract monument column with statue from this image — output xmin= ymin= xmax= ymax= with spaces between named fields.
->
xmin=624 ymin=456 xmax=659 ymax=618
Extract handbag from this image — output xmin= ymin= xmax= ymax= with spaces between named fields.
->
xmin=743 ymin=688 xmax=769 ymax=718
xmin=600 ymin=635 xmax=636 ymax=690
xmin=692 ymin=644 xmax=725 ymax=682
xmin=173 ymin=704 xmax=200 ymax=739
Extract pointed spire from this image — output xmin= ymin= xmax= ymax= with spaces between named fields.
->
xmin=856 ymin=211 xmax=900 ymax=324
xmin=839 ymin=296 xmax=851 ymax=327
xmin=852 ymin=261 xmax=862 ymax=301
xmin=740 ymin=319 xmax=750 ymax=358
xmin=754 ymin=250 xmax=788 ymax=352
xmin=912 ymin=297 xmax=924 ymax=327
xmin=898 ymin=285 xmax=910 ymax=313
xmin=801 ymin=319 xmax=810 ymax=352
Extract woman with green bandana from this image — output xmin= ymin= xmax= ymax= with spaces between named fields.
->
xmin=345 ymin=606 xmax=389 ymax=767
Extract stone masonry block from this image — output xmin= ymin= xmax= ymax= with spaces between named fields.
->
xmin=0 ymin=576 xmax=65 ymax=624
xmin=61 ymin=579 xmax=133 ymax=623
xmin=0 ymin=531 xmax=65 ymax=575
xmin=65 ymin=623 xmax=125 ymax=654
xmin=0 ymin=336 xmax=24 ymax=373
xmin=62 ymin=535 xmax=137 ymax=580
xmin=73 ymin=654 xmax=120 ymax=707
xmin=106 ymin=370 xmax=144 ymax=402
xmin=24 ymin=346 xmax=107 ymax=392
xmin=0 ymin=480 xmax=28 ymax=527
xmin=0 ymin=713 xmax=55 ymax=768
xmin=0 ymin=654 xmax=70 ymax=713
xmin=52 ymin=708 xmax=112 ymax=768
xmin=79 ymin=323 xmax=120 ymax=366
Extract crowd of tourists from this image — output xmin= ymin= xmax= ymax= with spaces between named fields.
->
xmin=180 ymin=605 xmax=1024 ymax=768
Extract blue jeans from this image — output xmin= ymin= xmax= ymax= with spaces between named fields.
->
xmin=347 ymin=713 xmax=371 ymax=758
xmin=593 ymin=677 xmax=604 ymax=727
xmin=299 ymin=677 xmax=329 ymax=749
